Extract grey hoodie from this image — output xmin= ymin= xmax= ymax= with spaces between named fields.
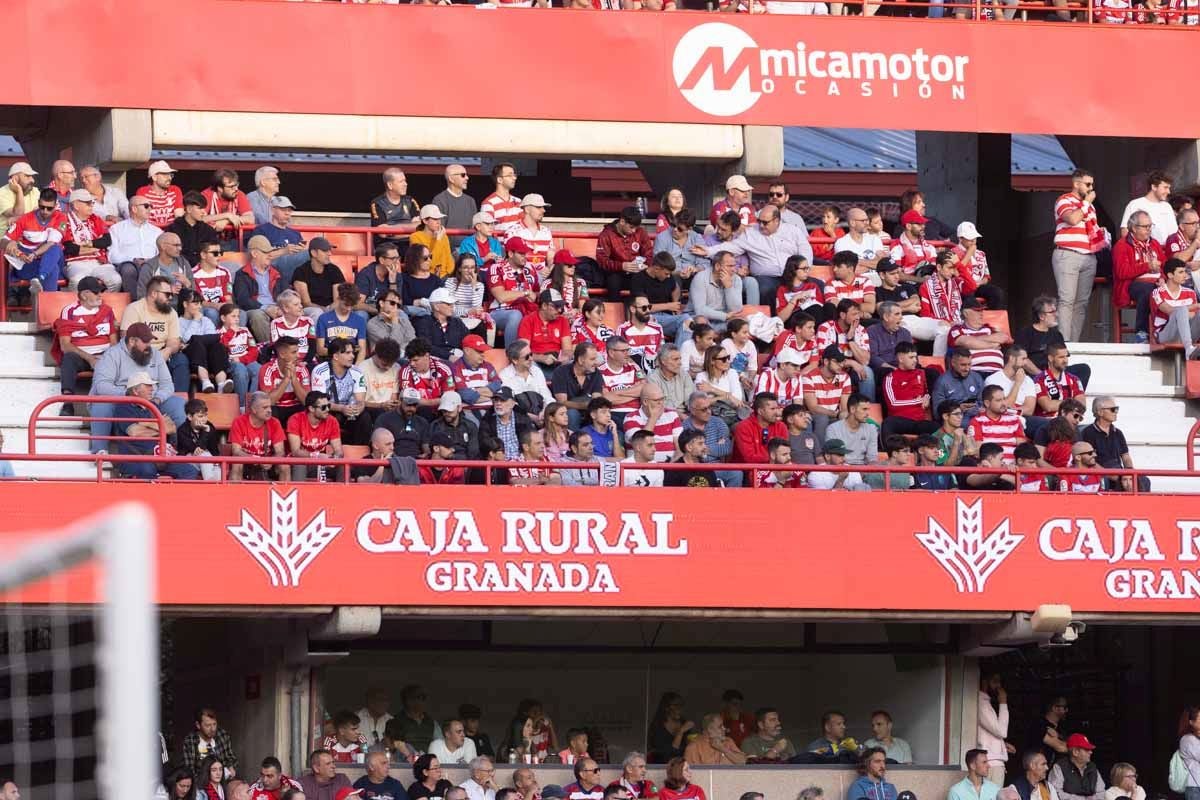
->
xmin=90 ymin=341 xmax=175 ymax=404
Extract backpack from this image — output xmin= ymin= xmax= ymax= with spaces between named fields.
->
xmin=1169 ymin=749 xmax=1189 ymax=793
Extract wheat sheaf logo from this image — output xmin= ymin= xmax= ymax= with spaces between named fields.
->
xmin=916 ymin=497 xmax=1023 ymax=593
xmin=227 ymin=489 xmax=342 ymax=587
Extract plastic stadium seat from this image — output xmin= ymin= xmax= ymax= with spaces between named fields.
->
xmin=1187 ymin=361 xmax=1200 ymax=400
xmin=981 ymin=310 xmax=1010 ymax=336
xmin=329 ymin=254 xmax=358 ymax=283
xmin=734 ymin=305 xmax=770 ymax=319
xmin=918 ymin=355 xmax=946 ymax=374
xmin=342 ymin=444 xmax=370 ymax=460
xmin=561 ymin=237 xmax=598 ymax=260
xmin=321 ymin=231 xmax=369 ymax=255
xmin=483 ymin=348 xmax=510 ymax=373
xmin=809 ymin=265 xmax=834 ymax=283
xmin=177 ymin=392 xmax=239 ymax=430
xmin=603 ymin=302 xmax=626 ymax=329
xmin=868 ymin=403 xmax=884 ymax=426
xmin=37 ymin=291 xmax=131 ymax=331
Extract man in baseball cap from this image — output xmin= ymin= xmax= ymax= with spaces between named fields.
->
xmin=889 ymin=209 xmax=938 ymax=281
xmin=134 ymin=160 xmax=183 ymax=229
xmin=459 ymin=210 xmax=502 ymax=267
xmin=519 ymin=288 xmax=571 ymax=372
xmin=414 ymin=287 xmax=469 ymax=361
xmin=1 ymin=162 xmax=39 ymax=230
xmin=111 ymin=368 xmax=201 ymax=481
xmin=1047 ymin=734 xmax=1101 ymax=800
xmin=63 ymin=189 xmax=122 ymax=291
xmin=710 ymin=174 xmax=755 ymax=228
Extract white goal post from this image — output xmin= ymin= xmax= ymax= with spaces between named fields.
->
xmin=0 ymin=501 xmax=158 ymax=799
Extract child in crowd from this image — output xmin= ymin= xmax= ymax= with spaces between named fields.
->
xmin=680 ymin=324 xmax=716 ymax=379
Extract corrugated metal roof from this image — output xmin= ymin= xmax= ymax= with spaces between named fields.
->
xmin=0 ymin=131 xmax=1073 ymax=174
xmin=781 ymin=127 xmax=1074 ymax=174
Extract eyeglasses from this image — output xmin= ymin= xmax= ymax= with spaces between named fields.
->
xmin=633 ymin=305 xmax=651 ymax=312
xmin=1069 ymin=412 xmax=1084 ymax=420
xmin=380 ymin=299 xmax=398 ymax=306
xmin=422 ymin=255 xmax=432 ymax=261
xmin=450 ymin=172 xmax=467 ymax=178
xmin=1077 ymin=450 xmax=1096 ymax=457
xmin=768 ymin=191 xmax=786 ymax=198
xmin=714 ymin=354 xmax=731 ymax=362
xmin=205 ymin=249 xmax=222 ymax=256
xmin=223 ymin=182 xmax=239 ymax=189
xmin=517 ymin=353 xmax=532 ymax=360
xmin=610 ymin=347 xmax=631 ymax=354
xmin=315 ymin=404 xmax=331 ymax=411
xmin=379 ymin=255 xmax=400 ymax=262
xmin=1101 ymin=406 xmax=1120 ymax=413
xmin=37 ymin=205 xmax=57 ymax=213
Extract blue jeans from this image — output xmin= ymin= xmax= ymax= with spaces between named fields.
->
xmin=118 ymin=460 xmax=200 ymax=480
xmin=271 ymin=251 xmax=309 ymax=285
xmin=652 ymin=311 xmax=688 ymax=343
xmin=89 ymin=395 xmax=187 ymax=453
xmin=202 ymin=307 xmax=221 ymax=327
xmin=230 ymin=360 xmax=262 ymax=410
xmin=748 ymin=275 xmax=782 ymax=313
xmin=490 ymin=308 xmax=523 ymax=346
xmin=850 ymin=366 xmax=876 ymax=403
xmin=11 ymin=244 xmax=64 ymax=290
xmin=405 ymin=305 xmax=431 ymax=319
xmin=1184 ymin=788 xmax=1200 ymax=800
xmin=715 ymin=468 xmax=744 ymax=488
xmin=167 ymin=352 xmax=191 ymax=392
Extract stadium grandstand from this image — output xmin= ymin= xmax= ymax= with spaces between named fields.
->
xmin=2 ymin=2 xmax=1200 ymax=800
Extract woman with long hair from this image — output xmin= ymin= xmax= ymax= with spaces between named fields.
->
xmin=443 ymin=252 xmax=493 ymax=343
xmin=572 ymin=299 xmax=615 ymax=365
xmin=541 ymin=402 xmax=571 ymax=461
xmin=408 ymin=204 xmax=455 ymax=278
xmin=164 ymin=767 xmax=197 ymax=800
xmin=195 ymin=756 xmax=225 ymax=800
xmin=656 ymin=187 xmax=688 ymax=234
xmin=545 ymin=253 xmax=589 ymax=320
xmin=503 ymin=698 xmax=558 ymax=763
xmin=697 ymin=344 xmax=744 ymax=429
xmin=647 ymin=692 xmax=694 ymax=764
xmin=1180 ymin=706 xmax=1200 ymax=800
xmin=401 ymin=243 xmax=443 ymax=318
xmin=658 ymin=758 xmax=706 ymax=800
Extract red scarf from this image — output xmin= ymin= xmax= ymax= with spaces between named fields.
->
xmin=923 ymin=275 xmax=962 ymax=322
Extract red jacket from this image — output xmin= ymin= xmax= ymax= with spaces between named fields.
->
xmin=595 ymin=221 xmax=654 ymax=274
xmin=1112 ymin=235 xmax=1165 ymax=308
xmin=732 ymin=416 xmax=788 ymax=464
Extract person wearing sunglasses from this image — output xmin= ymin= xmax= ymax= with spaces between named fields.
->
xmin=120 ymin=274 xmax=189 ymax=391
xmin=1 ymin=187 xmax=66 ymax=293
xmin=431 ymin=163 xmax=477 ymax=249
xmin=285 ymin=390 xmax=344 ymax=482
xmin=191 ymin=243 xmax=234 ymax=326
xmin=1081 ymin=395 xmax=1147 ymax=493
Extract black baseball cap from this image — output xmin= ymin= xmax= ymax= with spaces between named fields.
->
xmin=821 ymin=344 xmax=847 ymax=361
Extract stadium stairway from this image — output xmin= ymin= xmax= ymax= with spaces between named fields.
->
xmin=1071 ymin=342 xmax=1198 ymax=494
xmin=0 ymin=320 xmax=98 ymax=478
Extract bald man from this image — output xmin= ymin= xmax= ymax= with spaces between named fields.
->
xmin=432 ymin=162 xmax=478 ymax=248
xmin=47 ymin=159 xmax=77 ymax=211
xmin=136 ymin=231 xmax=194 ymax=299
xmin=622 ymin=383 xmax=683 ymax=462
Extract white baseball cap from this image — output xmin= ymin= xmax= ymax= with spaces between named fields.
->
xmin=147 ymin=160 xmax=176 ymax=177
xmin=68 ymin=189 xmax=95 ymax=203
xmin=776 ymin=347 xmax=805 ymax=367
xmin=957 ymin=221 xmax=982 ymax=240
xmin=428 ymin=288 xmax=455 ymax=306
xmin=521 ymin=193 xmax=551 ymax=208
xmin=7 ymin=162 xmax=36 ymax=178
xmin=126 ymin=371 xmax=159 ymax=389
xmin=472 ymin=211 xmax=495 ymax=226
xmin=725 ymin=174 xmax=753 ymax=192
xmin=419 ymin=204 xmax=445 ymax=220
xmin=438 ymin=391 xmax=463 ymax=412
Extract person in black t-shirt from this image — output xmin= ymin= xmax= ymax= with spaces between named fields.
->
xmin=460 ymin=705 xmax=495 ymax=759
xmin=1013 ymin=295 xmax=1091 ymax=388
xmin=664 ymin=429 xmax=721 ymax=487
xmin=1023 ymin=695 xmax=1070 ymax=765
xmin=632 ymin=252 xmax=686 ymax=341
xmin=374 ymin=389 xmax=431 ymax=458
xmin=292 ymin=237 xmax=344 ymax=321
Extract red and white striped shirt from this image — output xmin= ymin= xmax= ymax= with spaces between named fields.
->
xmin=452 ymin=360 xmax=500 ymax=396
xmin=1053 ymin=193 xmax=1103 ymax=254
xmin=772 ymin=332 xmax=819 ymax=368
xmin=1061 ymin=471 xmax=1104 ymax=493
xmin=481 ymin=191 xmax=523 ymax=239
xmin=134 ymin=184 xmax=183 ymax=229
xmin=826 ymin=276 xmax=875 ymax=306
xmin=951 ymin=245 xmax=991 ymax=286
xmin=486 ymin=258 xmax=538 ymax=311
xmin=400 ymin=359 xmax=455 ymax=401
xmin=1019 ymin=475 xmax=1050 ymax=492
xmin=509 ymin=222 xmax=554 ymax=273
xmin=948 ymin=323 xmax=1004 ymax=373
xmin=622 ymin=408 xmax=682 ymax=461
xmin=193 ymin=266 xmax=232 ymax=304
xmin=270 ymin=315 xmax=313 ymax=358
xmin=1149 ymin=284 xmax=1198 ymax=338
xmin=572 ymin=322 xmax=615 ymax=365
xmin=889 ymin=233 xmax=938 ymax=274
xmin=883 ymin=368 xmax=929 ymax=421
xmin=967 ymin=410 xmax=1024 ymax=460
xmin=801 ymin=370 xmax=851 ymax=413
xmin=616 ymin=320 xmax=665 ymax=370
xmin=219 ymin=326 xmax=259 ymax=365
xmin=815 ymin=319 xmax=870 ymax=358
xmin=56 ymin=302 xmax=116 ymax=355
xmin=755 ymin=367 xmax=804 ymax=407
xmin=600 ymin=362 xmax=642 ymax=413
xmin=1033 ymin=368 xmax=1085 ymax=418
xmin=258 ymin=359 xmax=311 ymax=408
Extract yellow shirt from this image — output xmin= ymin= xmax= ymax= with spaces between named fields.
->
xmin=409 ymin=229 xmax=455 ymax=279
xmin=0 ymin=185 xmax=39 ymax=232
xmin=120 ymin=299 xmax=182 ymax=351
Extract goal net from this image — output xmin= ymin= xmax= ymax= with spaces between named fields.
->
xmin=0 ymin=502 xmax=158 ymax=800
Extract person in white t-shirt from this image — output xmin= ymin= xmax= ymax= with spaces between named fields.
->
xmin=834 ymin=207 xmax=886 ymax=272
xmin=984 ymin=344 xmax=1038 ymax=419
xmin=622 ymin=429 xmax=664 ymax=487
xmin=1119 ymin=170 xmax=1178 ymax=245
xmin=428 ymin=719 xmax=479 ymax=766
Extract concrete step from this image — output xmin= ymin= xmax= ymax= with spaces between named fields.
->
xmin=1069 ymin=342 xmax=1152 ymax=356
xmin=0 ymin=364 xmax=58 ymax=379
xmin=0 ymin=379 xmax=71 ymax=417
xmin=1087 ymin=384 xmax=1184 ymax=399
xmin=0 ymin=321 xmax=36 ymax=334
xmin=0 ymin=334 xmax=44 ymax=359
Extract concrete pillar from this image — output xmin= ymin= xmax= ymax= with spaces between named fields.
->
xmin=637 ymin=125 xmax=784 ymax=220
xmin=15 ymin=108 xmax=151 ymax=176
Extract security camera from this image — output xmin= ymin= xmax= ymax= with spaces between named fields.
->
xmin=1047 ymin=621 xmax=1087 ymax=647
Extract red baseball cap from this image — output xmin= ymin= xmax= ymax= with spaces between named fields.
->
xmin=553 ymin=250 xmax=579 ymax=266
xmin=335 ymin=790 xmax=363 ymax=800
xmin=900 ymin=210 xmax=928 ymax=225
xmin=461 ymin=334 xmax=489 ymax=353
xmin=505 ymin=237 xmax=532 ymax=255
xmin=1065 ymin=734 xmax=1095 ymax=751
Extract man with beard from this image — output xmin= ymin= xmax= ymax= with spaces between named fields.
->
xmin=89 ymin=322 xmax=187 ymax=454
xmin=617 ymin=296 xmax=666 ymax=373
xmin=122 ymin=274 xmax=189 ymax=391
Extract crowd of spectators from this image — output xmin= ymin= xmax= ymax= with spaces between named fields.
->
xmin=143 ymin=690 xmax=1200 ymax=800
xmin=0 ymin=158 xmax=1180 ymax=489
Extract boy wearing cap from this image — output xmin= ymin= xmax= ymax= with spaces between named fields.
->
xmin=415 ymin=287 xmax=470 ymax=361
xmin=134 ymin=161 xmax=184 ymax=229
xmin=459 ymin=211 xmax=503 ymax=264
xmin=0 ymin=162 xmax=39 ymax=231
xmin=518 ymin=289 xmax=573 ymax=372
xmin=410 ymin=204 xmax=455 ymax=278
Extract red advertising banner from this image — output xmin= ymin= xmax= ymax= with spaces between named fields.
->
xmin=2 ymin=484 xmax=1199 ymax=611
xmin=4 ymin=1 xmax=1200 ymax=138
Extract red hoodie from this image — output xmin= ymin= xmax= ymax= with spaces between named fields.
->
xmin=595 ymin=221 xmax=654 ymax=274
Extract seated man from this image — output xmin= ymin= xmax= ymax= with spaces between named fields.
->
xmin=259 ymin=336 xmax=311 ymax=426
xmin=320 ymin=709 xmax=367 ymax=764
xmin=285 ymin=390 xmax=344 ymax=482
xmin=622 ymin=383 xmax=682 ymax=463
xmin=315 ymin=284 xmax=369 ymax=360
xmin=352 ymin=427 xmax=395 ymax=484
xmin=826 ymin=394 xmax=879 ymax=466
xmin=113 ymin=371 xmax=200 ymax=480
xmin=933 ymin=348 xmax=985 ymax=428
xmin=807 ymin=441 xmax=869 ymax=491
xmin=121 ymin=274 xmax=189 ymax=391
xmin=863 ymin=436 xmax=913 ymax=491
xmin=400 ymin=338 xmax=456 ymax=418
xmin=802 ymin=345 xmax=852 ymax=442
xmin=1061 ymin=441 xmax=1104 ymax=493
xmin=559 ymin=728 xmax=590 ymax=765
xmin=847 ymin=748 xmax=898 ymax=800
xmin=518 ymin=289 xmax=573 ymax=375
xmin=311 ymin=337 xmax=370 ymax=445
xmin=913 ymin=435 xmax=956 ymax=491
xmin=622 ymin=429 xmax=664 ymax=488
xmin=816 ymin=299 xmax=874 ymax=400
xmin=741 ymin=708 xmax=796 ymax=762
xmin=963 ymin=442 xmax=1015 ymax=491
xmin=251 ymin=195 xmax=308 ymax=284
xmin=229 ymin=391 xmax=287 ymax=481
xmin=1033 ymin=343 xmax=1086 ymax=421
xmin=947 ymin=296 xmax=1009 ymax=377
xmin=55 ymin=276 xmax=118 ymax=416
xmin=551 ymin=342 xmax=605 ymax=430
xmin=510 ymin=428 xmax=562 ymax=486
xmin=880 ymin=342 xmax=939 ymax=443
xmin=292 ymin=237 xmax=344 ymax=324
xmin=864 ymin=711 xmax=913 ymax=765
xmin=967 ymin=385 xmax=1026 ymax=463
xmin=89 ymin=322 xmax=187 ymax=455
xmin=2 ymin=188 xmax=66 ymax=293
xmin=416 ymin=287 xmax=471 ymax=362
xmin=1149 ymin=257 xmax=1200 ymax=358
xmin=560 ymin=430 xmax=602 ymax=487
xmin=428 ymin=718 xmax=478 ymax=766
xmin=62 ymin=188 xmax=121 ymax=290
xmin=807 ymin=711 xmax=856 ymax=756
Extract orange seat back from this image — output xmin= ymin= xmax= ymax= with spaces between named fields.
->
xmin=320 ymin=231 xmax=369 ymax=255
xmin=483 ymin=348 xmax=510 ymax=372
